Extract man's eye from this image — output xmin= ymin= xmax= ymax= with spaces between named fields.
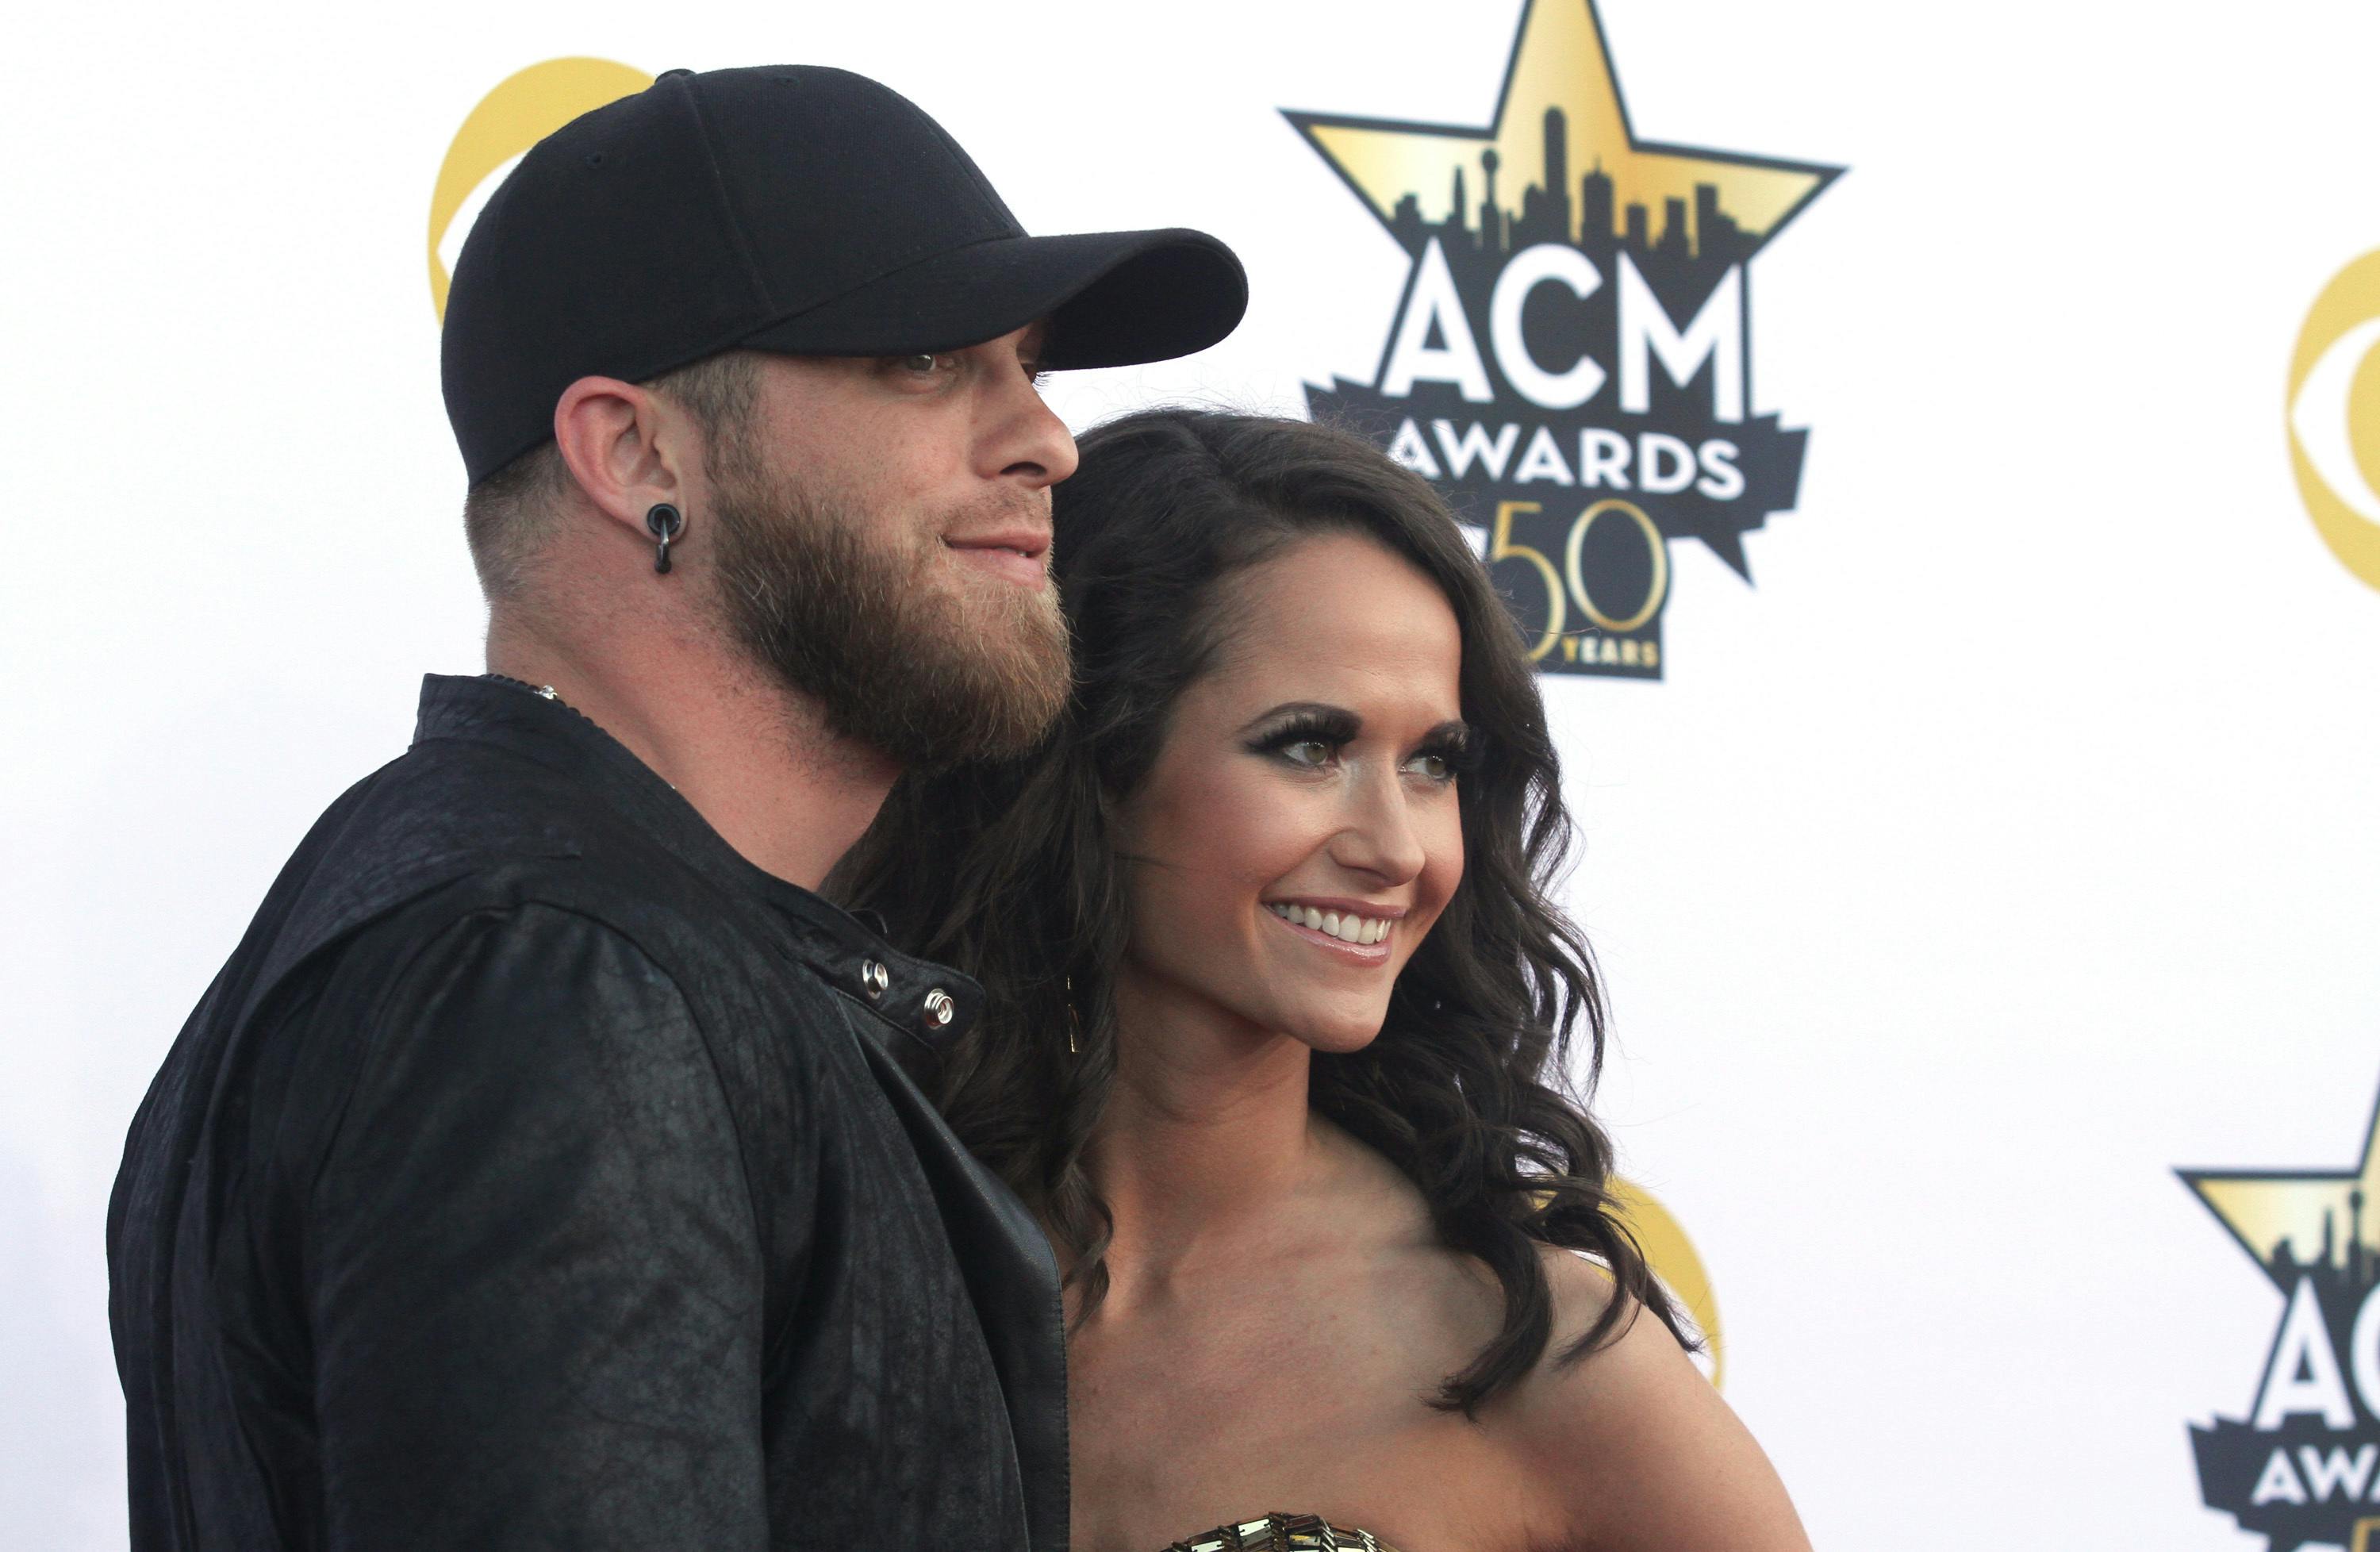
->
xmin=893 ymin=352 xmax=949 ymax=376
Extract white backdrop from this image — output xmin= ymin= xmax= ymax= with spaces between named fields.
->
xmin=8 ymin=2 xmax=2380 ymax=1547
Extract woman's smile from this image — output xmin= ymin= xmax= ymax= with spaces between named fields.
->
xmin=1262 ymin=900 xmax=1400 ymax=959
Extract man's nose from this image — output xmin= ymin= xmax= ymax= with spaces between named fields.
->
xmin=981 ymin=344 xmax=1078 ymax=488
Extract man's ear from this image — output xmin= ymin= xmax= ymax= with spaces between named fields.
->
xmin=551 ymin=376 xmax=700 ymax=551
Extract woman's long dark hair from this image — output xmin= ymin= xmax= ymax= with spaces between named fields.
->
xmin=833 ymin=409 xmax=1686 ymax=1412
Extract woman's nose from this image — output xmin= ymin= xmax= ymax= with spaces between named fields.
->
xmin=1330 ymin=770 xmax=1428 ymax=885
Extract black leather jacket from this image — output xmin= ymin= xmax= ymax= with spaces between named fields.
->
xmin=107 ymin=674 xmax=1067 ymax=1551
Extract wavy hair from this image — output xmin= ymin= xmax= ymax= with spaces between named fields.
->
xmin=832 ymin=409 xmax=1686 ymax=1412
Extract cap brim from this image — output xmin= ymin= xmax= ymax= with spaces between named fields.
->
xmin=735 ymin=228 xmax=1247 ymax=370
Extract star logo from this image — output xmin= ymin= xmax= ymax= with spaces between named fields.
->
xmin=1284 ymin=0 xmax=1839 ymax=679
xmin=1286 ymin=0 xmax=1834 ymax=270
xmin=2179 ymin=1076 xmax=2380 ymax=1550
xmin=2185 ymin=1089 xmax=2380 ymax=1293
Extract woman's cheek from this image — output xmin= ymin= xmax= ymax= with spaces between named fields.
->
xmin=1236 ymin=804 xmax=1328 ymax=892
xmin=1411 ymin=808 xmax=1465 ymax=942
xmin=1433 ymin=812 xmax=1466 ymax=907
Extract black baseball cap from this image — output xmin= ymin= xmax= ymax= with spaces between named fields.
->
xmin=442 ymin=65 xmax=1250 ymax=484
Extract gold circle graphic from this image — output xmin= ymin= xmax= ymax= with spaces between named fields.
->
xmin=1563 ymin=498 xmax=1670 ymax=635
xmin=428 ymin=57 xmax=653 ymax=321
xmin=2286 ymin=248 xmax=2380 ymax=594
xmin=1609 ymin=1176 xmax=1724 ymax=1389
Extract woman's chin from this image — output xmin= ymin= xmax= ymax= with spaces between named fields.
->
xmin=1284 ymin=1014 xmax=1389 ymax=1057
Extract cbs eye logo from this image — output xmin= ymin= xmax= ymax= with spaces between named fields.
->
xmin=428 ymin=57 xmax=653 ymax=321
xmin=2288 ymin=249 xmax=2380 ymax=596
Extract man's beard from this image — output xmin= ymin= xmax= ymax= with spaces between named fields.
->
xmin=704 ymin=460 xmax=1072 ymax=771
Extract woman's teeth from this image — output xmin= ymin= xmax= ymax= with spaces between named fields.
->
xmin=1266 ymin=902 xmax=1393 ymax=946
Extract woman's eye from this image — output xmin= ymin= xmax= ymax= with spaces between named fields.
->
xmin=1281 ymin=739 xmax=1334 ymax=767
xmin=1403 ymin=751 xmax=1457 ymax=782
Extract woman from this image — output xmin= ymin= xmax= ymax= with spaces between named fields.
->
xmin=836 ymin=411 xmax=1806 ymax=1551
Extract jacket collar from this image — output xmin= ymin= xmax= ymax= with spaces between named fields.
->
xmin=411 ymin=673 xmax=981 ymax=1061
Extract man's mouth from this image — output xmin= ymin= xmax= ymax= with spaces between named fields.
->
xmin=943 ymin=528 xmax=1051 ymax=586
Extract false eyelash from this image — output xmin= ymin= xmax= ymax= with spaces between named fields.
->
xmin=1246 ymin=709 xmax=1361 ymax=756
xmin=1416 ymin=729 xmax=1484 ymax=777
xmin=1248 ymin=711 xmax=1483 ymax=779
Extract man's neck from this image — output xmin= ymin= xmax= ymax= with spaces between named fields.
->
xmin=487 ymin=613 xmax=897 ymax=892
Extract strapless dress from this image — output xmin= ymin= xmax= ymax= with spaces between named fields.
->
xmin=1160 ymin=1512 xmax=1399 ymax=1552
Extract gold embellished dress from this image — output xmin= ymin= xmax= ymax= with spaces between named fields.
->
xmin=1160 ymin=1512 xmax=1399 ymax=1552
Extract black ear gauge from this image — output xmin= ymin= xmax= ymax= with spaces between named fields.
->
xmin=645 ymin=503 xmax=685 ymax=574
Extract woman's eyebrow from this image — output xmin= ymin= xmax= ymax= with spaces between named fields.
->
xmin=1421 ymin=719 xmax=1475 ymax=743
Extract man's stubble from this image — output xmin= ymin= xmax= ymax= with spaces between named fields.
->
xmin=704 ymin=454 xmax=1072 ymax=773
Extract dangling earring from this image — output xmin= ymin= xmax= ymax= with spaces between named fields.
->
xmin=1063 ymin=977 xmax=1084 ymax=1056
xmin=645 ymin=503 xmax=684 ymax=574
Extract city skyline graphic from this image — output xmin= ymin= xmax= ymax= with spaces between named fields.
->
xmin=1377 ymin=103 xmax=1759 ymax=279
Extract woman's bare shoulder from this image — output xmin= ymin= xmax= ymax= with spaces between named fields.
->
xmin=1496 ymin=1247 xmax=1812 ymax=1552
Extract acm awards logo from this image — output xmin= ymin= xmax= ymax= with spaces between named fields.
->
xmin=1285 ymin=0 xmax=1836 ymax=678
xmin=2289 ymin=252 xmax=2380 ymax=598
xmin=2182 ymin=1080 xmax=2380 ymax=1550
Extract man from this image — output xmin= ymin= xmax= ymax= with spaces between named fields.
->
xmin=107 ymin=65 xmax=1245 ymax=1550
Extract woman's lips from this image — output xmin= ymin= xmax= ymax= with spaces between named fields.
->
xmin=1264 ymin=904 xmax=1394 ymax=962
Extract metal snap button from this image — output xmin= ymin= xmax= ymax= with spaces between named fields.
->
xmin=861 ymin=960 xmax=889 ymax=999
xmin=923 ymin=989 xmax=955 ymax=1028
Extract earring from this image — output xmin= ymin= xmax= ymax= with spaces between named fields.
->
xmin=645 ymin=503 xmax=684 ymax=574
